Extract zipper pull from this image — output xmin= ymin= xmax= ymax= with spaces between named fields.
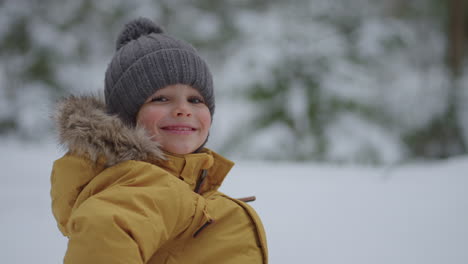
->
xmin=194 ymin=169 xmax=208 ymax=194
xmin=236 ymin=196 xmax=256 ymax=203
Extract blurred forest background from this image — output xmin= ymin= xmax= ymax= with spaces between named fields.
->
xmin=0 ymin=0 xmax=467 ymax=164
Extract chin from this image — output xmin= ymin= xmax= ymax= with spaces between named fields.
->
xmin=164 ymin=145 xmax=196 ymax=155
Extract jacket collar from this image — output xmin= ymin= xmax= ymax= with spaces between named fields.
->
xmin=152 ymin=149 xmax=234 ymax=193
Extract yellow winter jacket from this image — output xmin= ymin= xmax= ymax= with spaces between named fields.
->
xmin=50 ymin=96 xmax=268 ymax=263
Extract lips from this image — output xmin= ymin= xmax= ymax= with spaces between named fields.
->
xmin=160 ymin=125 xmax=196 ymax=135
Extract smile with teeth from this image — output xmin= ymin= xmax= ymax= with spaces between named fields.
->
xmin=161 ymin=126 xmax=196 ymax=135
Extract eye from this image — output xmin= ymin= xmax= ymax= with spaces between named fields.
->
xmin=188 ymin=96 xmax=205 ymax=104
xmin=150 ymin=96 xmax=168 ymax=103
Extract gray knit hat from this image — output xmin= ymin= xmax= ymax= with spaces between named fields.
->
xmin=104 ymin=17 xmax=214 ymax=126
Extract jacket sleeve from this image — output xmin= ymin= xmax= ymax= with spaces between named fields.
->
xmin=60 ymin=159 xmax=203 ymax=264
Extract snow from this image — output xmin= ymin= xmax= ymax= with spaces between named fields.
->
xmin=1 ymin=139 xmax=467 ymax=264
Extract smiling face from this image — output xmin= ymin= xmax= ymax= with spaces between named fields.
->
xmin=136 ymin=84 xmax=212 ymax=155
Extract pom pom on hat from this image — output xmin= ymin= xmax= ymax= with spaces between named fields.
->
xmin=116 ymin=17 xmax=164 ymax=51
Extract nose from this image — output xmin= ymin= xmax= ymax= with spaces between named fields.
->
xmin=173 ymin=101 xmax=192 ymax=117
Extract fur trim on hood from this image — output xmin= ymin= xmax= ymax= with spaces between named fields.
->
xmin=53 ymin=95 xmax=164 ymax=167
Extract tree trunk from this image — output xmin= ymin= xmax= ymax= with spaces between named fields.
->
xmin=448 ymin=0 xmax=465 ymax=77
xmin=445 ymin=0 xmax=466 ymax=156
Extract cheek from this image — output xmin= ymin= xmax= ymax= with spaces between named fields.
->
xmin=137 ymin=107 xmax=164 ymax=129
xmin=199 ymin=109 xmax=212 ymax=132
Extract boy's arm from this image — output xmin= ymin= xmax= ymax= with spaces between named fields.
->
xmin=53 ymin=158 xmax=203 ymax=264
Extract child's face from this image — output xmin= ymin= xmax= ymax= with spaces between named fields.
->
xmin=136 ymin=84 xmax=211 ymax=155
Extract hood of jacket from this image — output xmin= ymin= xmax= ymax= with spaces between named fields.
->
xmin=53 ymin=94 xmax=165 ymax=167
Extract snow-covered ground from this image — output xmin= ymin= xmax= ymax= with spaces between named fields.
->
xmin=1 ymin=139 xmax=467 ymax=264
